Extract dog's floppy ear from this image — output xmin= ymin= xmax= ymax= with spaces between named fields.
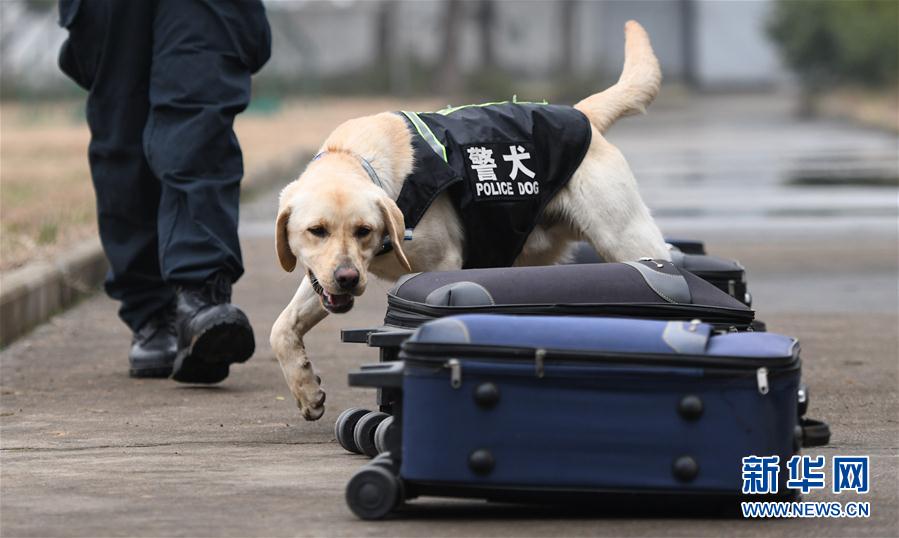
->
xmin=275 ymin=206 xmax=297 ymax=272
xmin=377 ymin=197 xmax=412 ymax=272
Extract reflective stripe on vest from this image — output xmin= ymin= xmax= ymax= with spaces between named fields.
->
xmin=401 ymin=111 xmax=447 ymax=162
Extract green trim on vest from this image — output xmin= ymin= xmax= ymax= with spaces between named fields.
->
xmin=401 ymin=110 xmax=447 ymax=162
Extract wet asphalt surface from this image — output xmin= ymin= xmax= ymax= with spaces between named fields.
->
xmin=2 ymin=94 xmax=897 ymax=536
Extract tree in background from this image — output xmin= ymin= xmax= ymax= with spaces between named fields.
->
xmin=437 ymin=0 xmax=463 ymax=97
xmin=477 ymin=0 xmax=496 ymax=73
xmin=559 ymin=0 xmax=577 ymax=77
xmin=767 ymin=0 xmax=898 ymax=91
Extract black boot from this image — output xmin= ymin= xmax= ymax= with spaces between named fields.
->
xmin=129 ymin=303 xmax=177 ymax=378
xmin=171 ymin=274 xmax=255 ymax=384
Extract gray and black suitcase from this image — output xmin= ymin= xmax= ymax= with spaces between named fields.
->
xmin=343 ymin=257 xmax=756 ymax=353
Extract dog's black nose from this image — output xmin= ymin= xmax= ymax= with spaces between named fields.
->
xmin=334 ymin=266 xmax=360 ymax=290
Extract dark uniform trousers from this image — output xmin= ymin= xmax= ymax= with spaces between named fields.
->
xmin=57 ymin=0 xmax=271 ymax=332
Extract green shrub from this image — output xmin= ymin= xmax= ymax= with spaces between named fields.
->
xmin=767 ymin=0 xmax=898 ymax=89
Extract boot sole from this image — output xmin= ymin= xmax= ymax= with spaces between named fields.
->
xmin=129 ymin=365 xmax=173 ymax=378
xmin=171 ymin=311 xmax=255 ymax=384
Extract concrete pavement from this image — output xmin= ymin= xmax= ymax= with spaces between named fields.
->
xmin=2 ymin=233 xmax=896 ymax=537
xmin=2 ymin=94 xmax=897 ymax=536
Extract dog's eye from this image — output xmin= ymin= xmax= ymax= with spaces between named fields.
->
xmin=355 ymin=226 xmax=372 ymax=238
xmin=307 ymin=226 xmax=328 ymax=238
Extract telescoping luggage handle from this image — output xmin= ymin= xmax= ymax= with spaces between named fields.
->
xmin=341 ymin=327 xmax=416 ymax=347
xmin=348 ymin=361 xmax=405 ymax=388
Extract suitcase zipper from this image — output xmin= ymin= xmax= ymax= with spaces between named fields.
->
xmin=406 ymin=342 xmax=798 ymax=369
xmin=445 ymin=359 xmax=462 ymax=388
xmin=756 ymin=367 xmax=769 ymax=395
xmin=385 ymin=294 xmax=755 ymax=328
xmin=535 ymin=348 xmax=546 ymax=378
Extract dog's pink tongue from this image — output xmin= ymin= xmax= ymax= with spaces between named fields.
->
xmin=324 ymin=292 xmax=351 ymax=306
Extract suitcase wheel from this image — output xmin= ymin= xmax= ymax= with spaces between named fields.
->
xmin=373 ymin=415 xmax=396 ymax=455
xmin=354 ymin=411 xmax=390 ymax=458
xmin=346 ymin=465 xmax=402 ymax=520
xmin=368 ymin=451 xmax=395 ymax=471
xmin=364 ymin=454 xmax=405 ymax=500
xmin=800 ymin=418 xmax=831 ymax=448
xmin=335 ymin=407 xmax=370 ymax=454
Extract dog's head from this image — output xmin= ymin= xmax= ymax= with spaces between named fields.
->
xmin=275 ymin=152 xmax=411 ymax=314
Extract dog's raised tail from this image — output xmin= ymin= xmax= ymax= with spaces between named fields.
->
xmin=575 ymin=20 xmax=661 ymax=134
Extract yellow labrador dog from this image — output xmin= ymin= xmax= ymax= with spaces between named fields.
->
xmin=271 ymin=21 xmax=670 ymax=420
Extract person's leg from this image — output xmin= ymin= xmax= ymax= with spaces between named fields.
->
xmin=145 ymin=0 xmax=271 ymax=285
xmin=144 ymin=0 xmax=271 ymax=383
xmin=58 ymin=0 xmax=177 ymax=377
xmin=60 ymin=0 xmax=173 ymax=330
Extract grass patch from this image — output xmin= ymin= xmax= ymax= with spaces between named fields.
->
xmin=37 ymin=222 xmax=59 ymax=245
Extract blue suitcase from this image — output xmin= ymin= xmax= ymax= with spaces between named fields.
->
xmin=344 ymin=315 xmax=829 ymax=520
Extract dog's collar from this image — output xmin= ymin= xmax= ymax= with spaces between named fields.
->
xmin=312 ymin=150 xmax=385 ymax=191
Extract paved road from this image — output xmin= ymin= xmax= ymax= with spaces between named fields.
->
xmin=2 ymin=94 xmax=897 ymax=536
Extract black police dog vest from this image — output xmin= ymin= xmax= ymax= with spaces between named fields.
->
xmin=396 ymin=102 xmax=592 ymax=269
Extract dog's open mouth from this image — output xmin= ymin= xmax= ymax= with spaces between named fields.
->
xmin=308 ymin=271 xmax=355 ymax=314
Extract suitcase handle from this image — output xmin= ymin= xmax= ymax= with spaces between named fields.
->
xmin=341 ymin=327 xmax=376 ymax=343
xmin=800 ymin=417 xmax=831 ymax=447
xmin=348 ymin=361 xmax=405 ymax=388
xmin=368 ymin=329 xmax=415 ymax=348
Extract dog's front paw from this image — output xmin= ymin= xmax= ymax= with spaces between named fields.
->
xmin=295 ymin=382 xmax=326 ymax=421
